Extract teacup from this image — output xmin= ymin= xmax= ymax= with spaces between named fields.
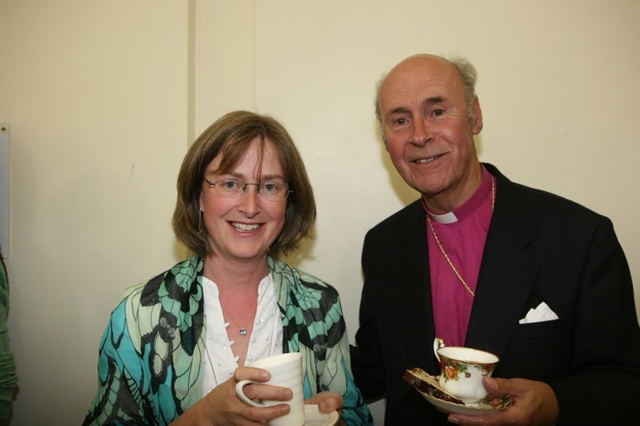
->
xmin=436 ymin=346 xmax=499 ymax=404
xmin=235 ymin=352 xmax=305 ymax=426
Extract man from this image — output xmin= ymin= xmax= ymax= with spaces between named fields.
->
xmin=350 ymin=53 xmax=640 ymax=425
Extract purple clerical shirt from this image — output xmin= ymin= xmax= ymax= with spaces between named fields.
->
xmin=425 ymin=167 xmax=495 ymax=347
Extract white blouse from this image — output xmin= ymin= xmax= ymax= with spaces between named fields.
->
xmin=201 ymin=274 xmax=283 ymax=395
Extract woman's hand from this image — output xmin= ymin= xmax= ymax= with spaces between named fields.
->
xmin=169 ymin=365 xmax=293 ymax=426
xmin=305 ymin=391 xmax=346 ymax=425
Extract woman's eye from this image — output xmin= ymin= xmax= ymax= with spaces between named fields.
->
xmin=262 ymin=183 xmax=279 ymax=193
xmin=224 ymin=180 xmax=239 ymax=189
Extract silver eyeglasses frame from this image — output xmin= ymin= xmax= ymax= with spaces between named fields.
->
xmin=203 ymin=177 xmax=293 ymax=201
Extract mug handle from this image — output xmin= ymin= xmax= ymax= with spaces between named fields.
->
xmin=235 ymin=380 xmax=265 ymax=407
xmin=433 ymin=337 xmax=445 ymax=362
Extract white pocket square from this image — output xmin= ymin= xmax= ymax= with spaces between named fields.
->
xmin=519 ymin=302 xmax=559 ymax=324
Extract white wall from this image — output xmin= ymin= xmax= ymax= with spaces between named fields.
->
xmin=1 ymin=1 xmax=639 ymax=424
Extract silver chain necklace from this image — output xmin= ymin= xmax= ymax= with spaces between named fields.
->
xmin=203 ymin=277 xmax=275 ymax=389
xmin=205 ymin=346 xmax=220 ymax=387
xmin=222 ymin=307 xmax=255 ymax=336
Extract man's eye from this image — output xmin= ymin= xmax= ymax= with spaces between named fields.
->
xmin=394 ymin=118 xmax=407 ymax=125
xmin=433 ymin=109 xmax=444 ymax=116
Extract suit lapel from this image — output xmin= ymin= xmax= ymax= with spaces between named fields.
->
xmin=392 ymin=202 xmax=440 ymax=372
xmin=466 ymin=167 xmax=538 ymax=359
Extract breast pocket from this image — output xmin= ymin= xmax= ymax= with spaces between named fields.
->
xmin=498 ymin=319 xmax=572 ymax=382
xmin=515 ymin=318 xmax=565 ymax=340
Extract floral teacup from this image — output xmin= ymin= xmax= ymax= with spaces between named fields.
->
xmin=436 ymin=346 xmax=499 ymax=404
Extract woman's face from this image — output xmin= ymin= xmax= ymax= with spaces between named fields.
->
xmin=199 ymin=137 xmax=287 ymax=264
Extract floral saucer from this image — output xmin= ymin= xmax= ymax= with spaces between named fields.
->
xmin=404 ymin=368 xmax=513 ymax=416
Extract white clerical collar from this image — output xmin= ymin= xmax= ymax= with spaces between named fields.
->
xmin=423 ymin=166 xmax=494 ymax=225
xmin=429 ymin=211 xmax=458 ymax=224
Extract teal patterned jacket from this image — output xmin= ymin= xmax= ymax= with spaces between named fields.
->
xmin=83 ymin=255 xmax=372 ymax=425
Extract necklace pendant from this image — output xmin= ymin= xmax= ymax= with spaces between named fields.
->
xmin=239 ymin=328 xmax=247 ymax=336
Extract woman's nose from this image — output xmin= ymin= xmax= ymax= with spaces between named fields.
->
xmin=238 ymin=186 xmax=261 ymax=216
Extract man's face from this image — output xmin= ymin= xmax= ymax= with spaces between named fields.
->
xmin=378 ymin=55 xmax=483 ymax=211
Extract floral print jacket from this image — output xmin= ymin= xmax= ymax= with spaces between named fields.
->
xmin=83 ymin=255 xmax=372 ymax=425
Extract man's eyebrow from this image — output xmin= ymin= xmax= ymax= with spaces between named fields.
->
xmin=388 ymin=106 xmax=411 ymax=115
xmin=387 ymin=96 xmax=446 ymax=116
xmin=422 ymin=96 xmax=445 ymax=106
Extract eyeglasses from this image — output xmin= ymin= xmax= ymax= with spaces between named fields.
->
xmin=203 ymin=177 xmax=292 ymax=201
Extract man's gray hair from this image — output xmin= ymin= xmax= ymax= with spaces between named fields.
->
xmin=449 ymin=55 xmax=478 ymax=115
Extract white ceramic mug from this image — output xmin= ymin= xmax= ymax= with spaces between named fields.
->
xmin=436 ymin=346 xmax=499 ymax=404
xmin=235 ymin=352 xmax=305 ymax=426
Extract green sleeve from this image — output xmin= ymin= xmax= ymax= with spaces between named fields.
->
xmin=0 ymin=255 xmax=17 ymax=421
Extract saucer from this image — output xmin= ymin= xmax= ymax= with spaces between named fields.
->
xmin=404 ymin=368 xmax=513 ymax=416
xmin=304 ymin=404 xmax=339 ymax=426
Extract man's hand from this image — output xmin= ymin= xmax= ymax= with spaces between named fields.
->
xmin=447 ymin=377 xmax=559 ymax=425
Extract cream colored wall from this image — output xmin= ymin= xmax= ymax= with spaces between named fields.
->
xmin=1 ymin=1 xmax=638 ymax=424
xmin=0 ymin=1 xmax=191 ymax=423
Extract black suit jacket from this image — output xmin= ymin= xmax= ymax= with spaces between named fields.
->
xmin=351 ymin=164 xmax=640 ymax=425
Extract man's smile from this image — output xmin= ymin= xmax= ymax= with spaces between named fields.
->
xmin=413 ymin=153 xmax=444 ymax=164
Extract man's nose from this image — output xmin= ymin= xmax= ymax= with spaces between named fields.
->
xmin=410 ymin=119 xmax=431 ymax=146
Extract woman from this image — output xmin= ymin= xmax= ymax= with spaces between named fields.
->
xmin=83 ymin=111 xmax=372 ymax=425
